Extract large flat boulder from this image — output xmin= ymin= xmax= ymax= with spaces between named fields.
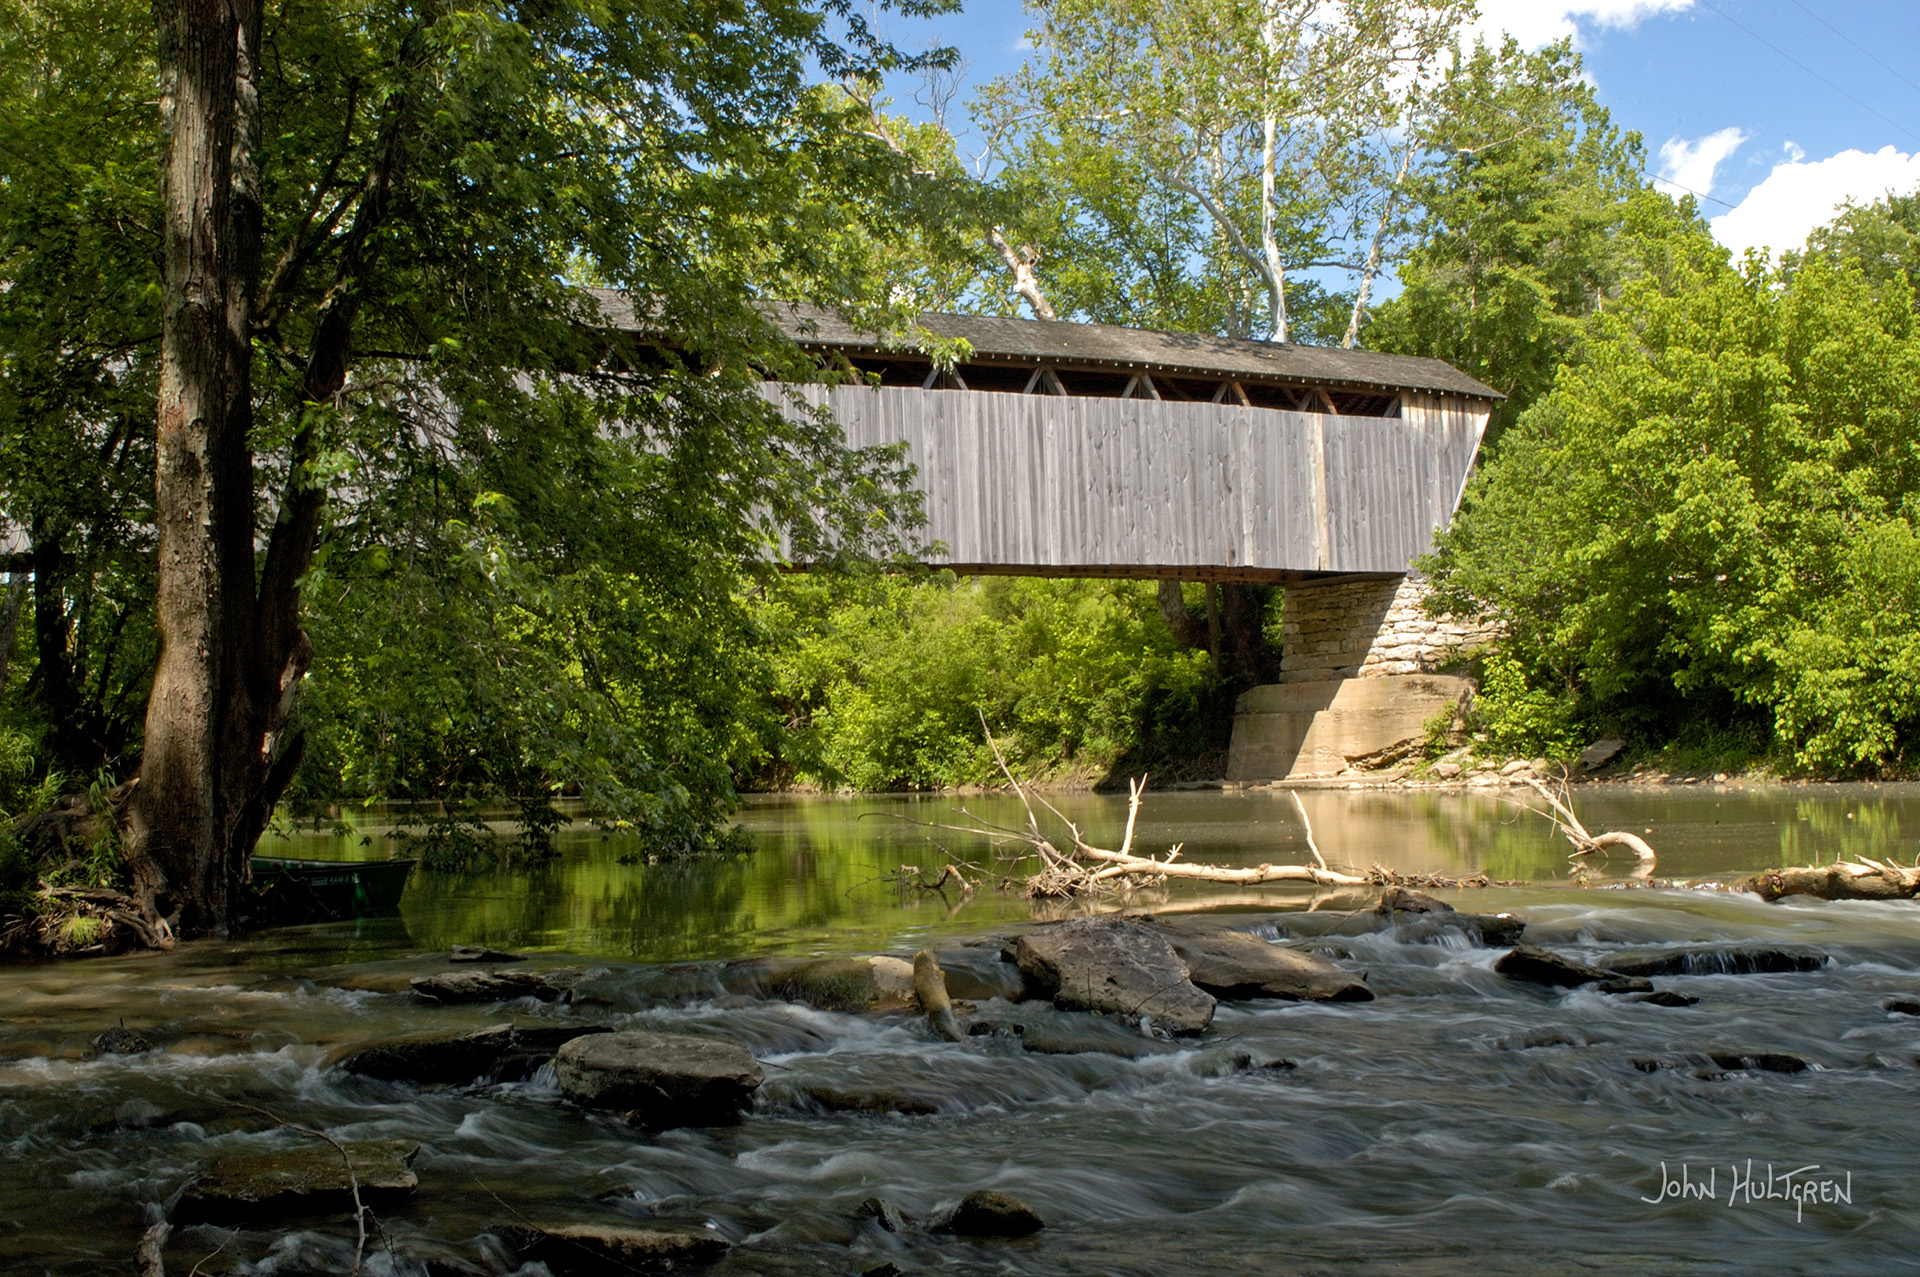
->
xmin=410 ymin=969 xmax=575 ymax=1004
xmin=175 ymin=1139 xmax=417 ymax=1223
xmin=1013 ymin=918 xmax=1214 ymax=1034
xmin=555 ymin=1030 xmax=763 ymax=1126
xmin=1158 ymin=928 xmax=1373 ymax=1002
xmin=496 ymin=1222 xmax=730 ymax=1273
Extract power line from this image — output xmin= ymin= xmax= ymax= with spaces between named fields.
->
xmin=1783 ymin=0 xmax=1920 ymax=104
xmin=1694 ymin=0 xmax=1920 ymax=150
xmin=1645 ymin=170 xmax=1737 ymax=210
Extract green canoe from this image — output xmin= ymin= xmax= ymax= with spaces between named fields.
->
xmin=248 ymin=855 xmax=417 ymax=922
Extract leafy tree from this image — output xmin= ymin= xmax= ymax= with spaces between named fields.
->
xmin=0 ymin=3 xmax=160 ymax=777
xmin=2 ymin=0 xmax=956 ymax=935
xmin=755 ymin=574 xmax=1218 ymax=789
xmin=1429 ymin=191 xmax=1920 ymax=771
xmin=979 ymin=0 xmax=1468 ymax=342
xmin=1364 ymin=36 xmax=1645 ymax=439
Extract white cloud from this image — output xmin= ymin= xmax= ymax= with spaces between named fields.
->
xmin=1711 ymin=145 xmax=1920 ymax=259
xmin=1655 ymin=127 xmax=1747 ymax=198
xmin=1470 ymin=0 xmax=1693 ymax=51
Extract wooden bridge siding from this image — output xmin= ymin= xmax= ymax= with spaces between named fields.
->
xmin=766 ymin=385 xmax=1486 ymax=574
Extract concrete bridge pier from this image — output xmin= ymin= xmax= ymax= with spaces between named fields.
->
xmin=1226 ymin=576 xmax=1498 ymax=781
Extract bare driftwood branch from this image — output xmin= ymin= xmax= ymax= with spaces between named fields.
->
xmin=1516 ymin=776 xmax=1657 ymax=876
xmin=953 ymin=718 xmax=1365 ymax=897
xmin=136 ymin=1221 xmax=170 ymax=1277
xmin=235 ymin=1104 xmax=370 ymax=1276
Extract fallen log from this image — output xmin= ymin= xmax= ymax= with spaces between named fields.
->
xmin=1737 ymin=860 xmax=1920 ymax=903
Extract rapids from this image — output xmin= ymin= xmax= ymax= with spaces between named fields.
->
xmin=3 ymin=785 xmax=1919 ymax=1274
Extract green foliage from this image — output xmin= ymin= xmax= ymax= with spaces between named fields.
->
xmin=2 ymin=0 xmax=967 ymax=856
xmin=1365 ymin=37 xmax=1646 ymax=440
xmin=1468 ymin=653 xmax=1580 ymax=758
xmin=756 ymin=575 xmax=1217 ymax=790
xmin=1430 ymin=190 xmax=1920 ymax=774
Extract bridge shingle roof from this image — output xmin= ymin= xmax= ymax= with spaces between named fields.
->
xmin=774 ymin=305 xmax=1502 ymax=400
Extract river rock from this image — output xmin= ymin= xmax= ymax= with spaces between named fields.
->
xmin=1158 ymin=928 xmax=1372 ymax=1002
xmin=89 ymin=1026 xmax=155 ymax=1056
xmin=495 ymin=1222 xmax=730 ymax=1273
xmin=410 ymin=969 xmax=574 ymax=1005
xmin=743 ymin=955 xmax=919 ymax=1011
xmin=450 ymin=944 xmax=526 ymax=963
xmin=176 ymin=1139 xmax=418 ymax=1223
xmin=554 ymin=1030 xmax=763 ymax=1126
xmin=1885 ymin=998 xmax=1920 ymax=1016
xmin=938 ymin=1190 xmax=1044 ymax=1238
xmin=862 ymin=1265 xmax=906 ymax=1277
xmin=337 ymin=1022 xmax=610 ymax=1084
xmin=992 ymin=1007 xmax=1182 ymax=1058
xmin=1373 ymin=889 xmax=1525 ymax=947
xmin=857 ymin=1197 xmax=911 ymax=1233
xmin=799 ymin=1083 xmax=942 ymax=1116
xmin=1578 ymin=738 xmax=1625 ymax=770
xmin=1633 ymin=991 xmax=1700 ymax=1008
xmin=1495 ymin=945 xmax=1615 ymax=988
xmin=1631 ymin=1050 xmax=1808 ymax=1076
xmin=1013 ymin=917 xmax=1215 ymax=1034
xmin=1602 ymin=947 xmax=1827 ymax=978
xmin=1595 ymin=976 xmax=1655 ymax=995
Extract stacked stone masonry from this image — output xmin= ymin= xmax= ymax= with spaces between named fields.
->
xmin=1278 ymin=576 xmax=1500 ymax=684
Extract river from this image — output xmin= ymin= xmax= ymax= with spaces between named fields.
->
xmin=3 ymin=783 xmax=1918 ymax=1274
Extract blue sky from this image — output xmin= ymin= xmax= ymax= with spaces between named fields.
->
xmin=876 ymin=0 xmax=1920 ymax=262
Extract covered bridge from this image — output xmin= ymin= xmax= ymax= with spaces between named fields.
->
xmin=600 ymin=295 xmax=1504 ymax=781
xmin=765 ymin=307 xmax=1499 ymax=582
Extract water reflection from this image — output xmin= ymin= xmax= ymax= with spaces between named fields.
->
xmin=263 ymin=785 xmax=1920 ymax=961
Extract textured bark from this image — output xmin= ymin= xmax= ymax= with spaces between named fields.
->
xmin=128 ymin=0 xmax=271 ymax=936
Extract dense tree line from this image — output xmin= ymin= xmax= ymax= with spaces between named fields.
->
xmin=2 ymin=0 xmax=1916 ymax=941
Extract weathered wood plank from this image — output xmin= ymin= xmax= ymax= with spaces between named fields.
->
xmin=758 ymin=384 xmax=1486 ymax=576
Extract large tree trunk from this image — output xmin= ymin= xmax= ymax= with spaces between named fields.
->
xmin=128 ymin=0 xmax=269 ymax=937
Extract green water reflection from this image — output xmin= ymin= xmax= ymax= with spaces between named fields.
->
xmin=265 ymin=784 xmax=1920 ymax=961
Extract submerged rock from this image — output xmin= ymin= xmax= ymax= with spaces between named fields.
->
xmin=1631 ymin=1050 xmax=1809 ymax=1076
xmin=1369 ymin=889 xmax=1525 ymax=947
xmin=449 ymin=944 xmax=525 ymax=963
xmin=1013 ymin=917 xmax=1214 ymax=1034
xmin=938 ymin=1190 xmax=1045 ymax=1238
xmin=554 ymin=1030 xmax=763 ymax=1126
xmin=1375 ymin=887 xmax=1451 ymax=914
xmin=89 ymin=1026 xmax=155 ymax=1056
xmin=862 ymin=1264 xmax=907 ymax=1277
xmin=798 ymin=1084 xmax=942 ymax=1116
xmin=857 ymin=1197 xmax=911 ymax=1233
xmin=1595 ymin=977 xmax=1655 ymax=995
xmin=410 ymin=969 xmax=575 ymax=1005
xmin=1000 ymin=1007 xmax=1182 ymax=1059
xmin=1157 ymin=927 xmax=1373 ymax=1003
xmin=176 ymin=1139 xmax=418 ymax=1223
xmin=1884 ymin=998 xmax=1920 ymax=1016
xmin=336 ymin=1022 xmax=610 ymax=1085
xmin=1633 ymin=991 xmax=1701 ymax=1008
xmin=1495 ymin=945 xmax=1615 ymax=989
xmin=1602 ymin=947 xmax=1827 ymax=978
xmin=495 ymin=1221 xmax=730 ymax=1273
